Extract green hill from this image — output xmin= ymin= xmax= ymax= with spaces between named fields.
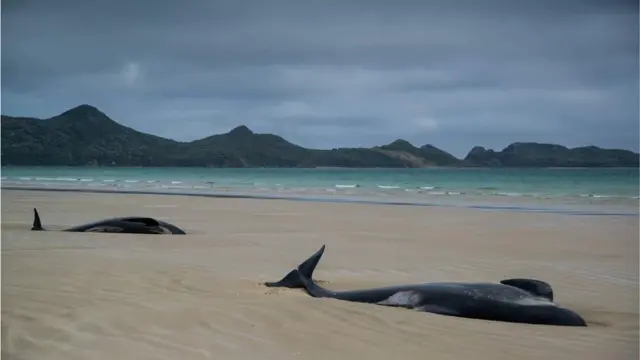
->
xmin=2 ymin=104 xmax=638 ymax=168
xmin=464 ymin=142 xmax=639 ymax=168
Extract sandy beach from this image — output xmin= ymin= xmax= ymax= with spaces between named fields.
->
xmin=1 ymin=189 xmax=638 ymax=360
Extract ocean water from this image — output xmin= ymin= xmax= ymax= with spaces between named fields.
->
xmin=1 ymin=166 xmax=638 ymax=215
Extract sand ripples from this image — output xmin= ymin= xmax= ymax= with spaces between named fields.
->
xmin=2 ymin=190 xmax=638 ymax=360
xmin=3 ymin=244 xmax=638 ymax=360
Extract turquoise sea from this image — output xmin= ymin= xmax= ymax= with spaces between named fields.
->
xmin=1 ymin=166 xmax=638 ymax=215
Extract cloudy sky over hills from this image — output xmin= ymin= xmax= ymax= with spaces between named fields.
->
xmin=2 ymin=0 xmax=638 ymax=156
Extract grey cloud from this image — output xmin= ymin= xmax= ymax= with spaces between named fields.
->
xmin=2 ymin=0 xmax=638 ymax=157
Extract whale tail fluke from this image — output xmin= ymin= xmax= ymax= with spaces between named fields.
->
xmin=31 ymin=208 xmax=44 ymax=231
xmin=264 ymin=245 xmax=326 ymax=288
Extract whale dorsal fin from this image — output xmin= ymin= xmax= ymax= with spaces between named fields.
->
xmin=501 ymin=278 xmax=554 ymax=301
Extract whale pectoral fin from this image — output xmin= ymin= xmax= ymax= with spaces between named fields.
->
xmin=500 ymin=278 xmax=554 ymax=302
xmin=415 ymin=305 xmax=460 ymax=317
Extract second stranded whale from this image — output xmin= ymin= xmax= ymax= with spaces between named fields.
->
xmin=30 ymin=208 xmax=186 ymax=235
xmin=265 ymin=245 xmax=587 ymax=327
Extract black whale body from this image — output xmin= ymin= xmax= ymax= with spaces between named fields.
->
xmin=265 ymin=245 xmax=587 ymax=327
xmin=30 ymin=208 xmax=186 ymax=235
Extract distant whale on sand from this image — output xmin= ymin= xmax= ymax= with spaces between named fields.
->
xmin=265 ymin=245 xmax=587 ymax=327
xmin=31 ymin=208 xmax=186 ymax=235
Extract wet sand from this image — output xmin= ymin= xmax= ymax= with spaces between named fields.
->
xmin=1 ymin=189 xmax=638 ymax=360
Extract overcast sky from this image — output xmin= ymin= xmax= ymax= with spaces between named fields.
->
xmin=2 ymin=0 xmax=638 ymax=157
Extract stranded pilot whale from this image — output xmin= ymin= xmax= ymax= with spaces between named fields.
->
xmin=265 ymin=245 xmax=587 ymax=327
xmin=30 ymin=208 xmax=186 ymax=235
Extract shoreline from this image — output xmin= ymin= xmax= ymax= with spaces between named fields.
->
xmin=2 ymin=167 xmax=637 ymax=209
xmin=2 ymin=185 xmax=637 ymax=217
